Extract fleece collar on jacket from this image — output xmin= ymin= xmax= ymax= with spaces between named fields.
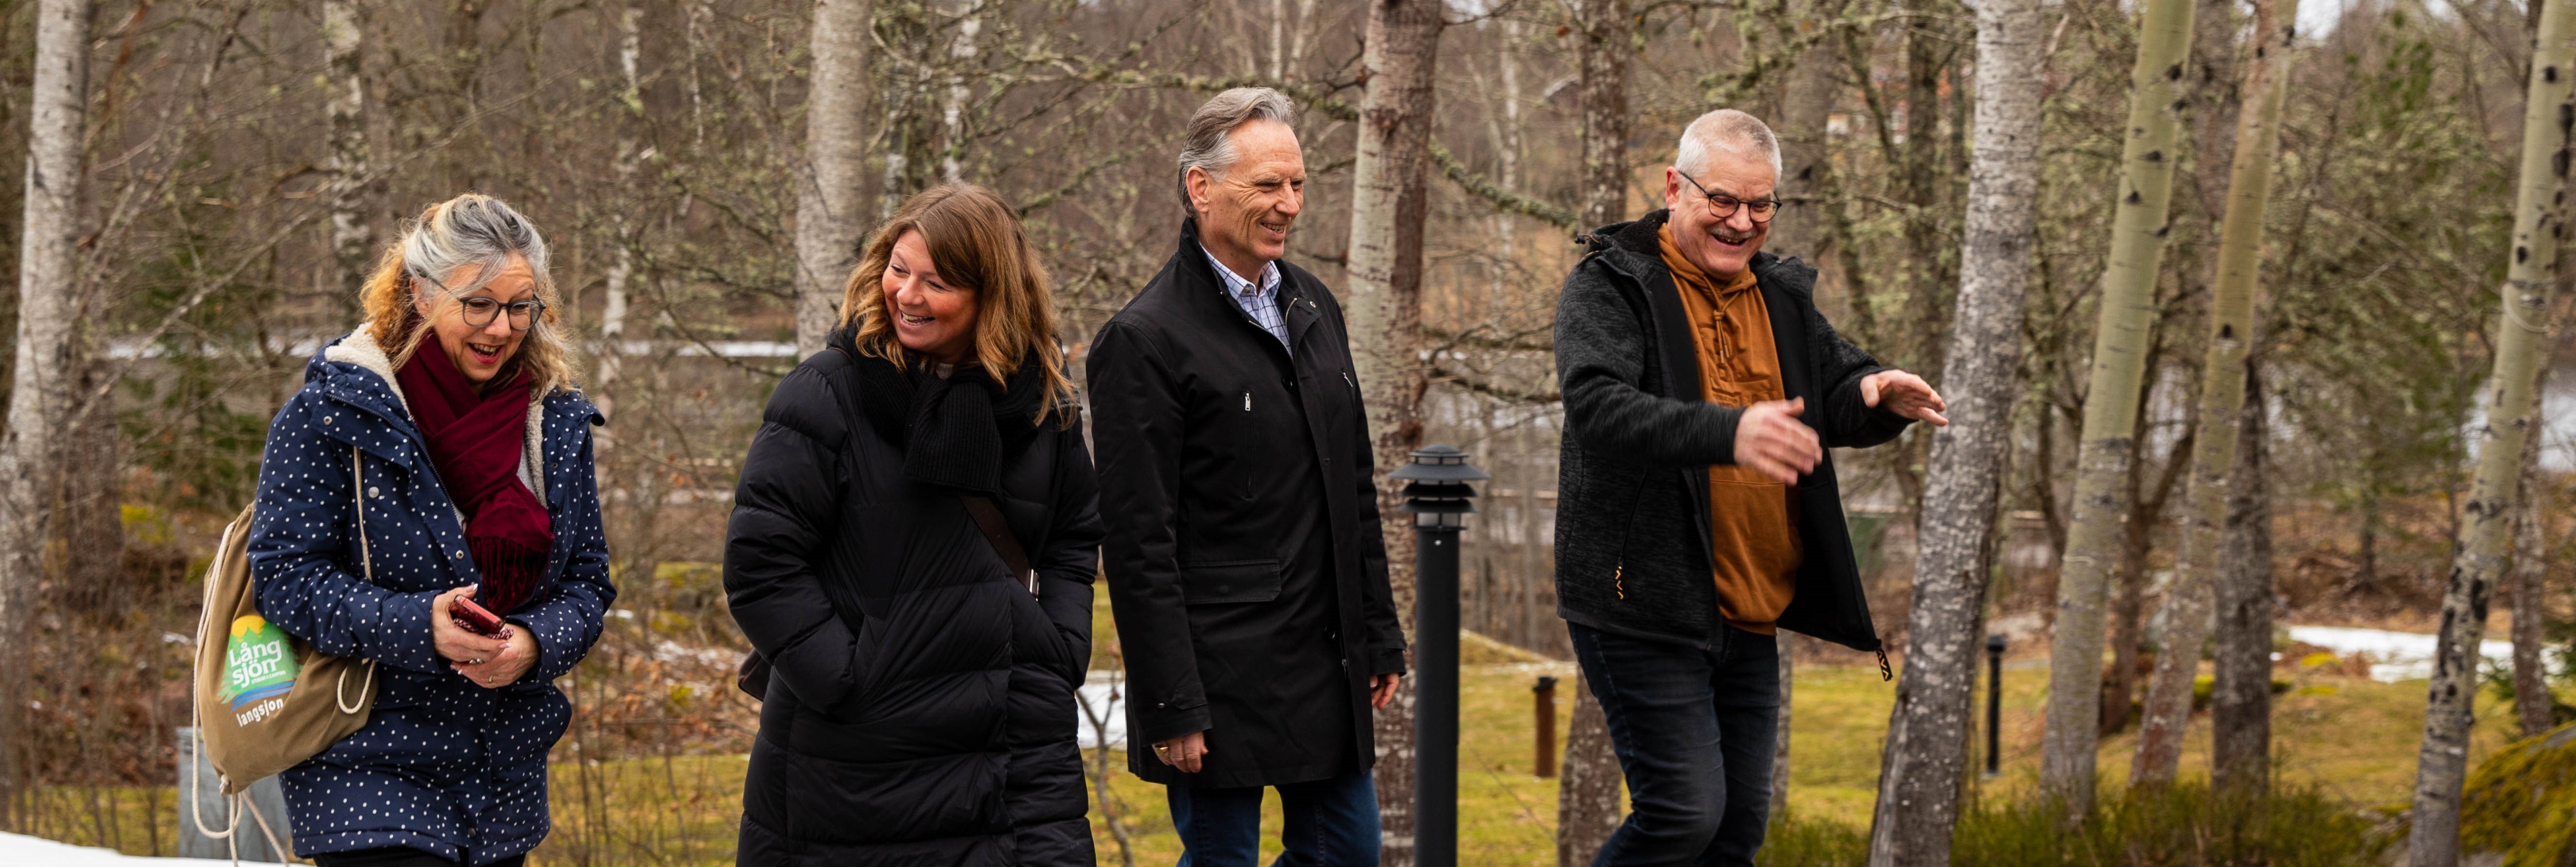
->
xmin=1580 ymin=208 xmax=1813 ymax=297
xmin=318 ymin=325 xmax=550 ymax=502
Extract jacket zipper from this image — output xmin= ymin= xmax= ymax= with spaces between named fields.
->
xmin=1608 ymin=476 xmax=1648 ymax=600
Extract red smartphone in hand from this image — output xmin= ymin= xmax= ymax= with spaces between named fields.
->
xmin=452 ymin=595 xmax=507 ymax=637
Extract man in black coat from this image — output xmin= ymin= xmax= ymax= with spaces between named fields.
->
xmin=1554 ymin=110 xmax=1948 ymax=866
xmin=1089 ymin=87 xmax=1407 ymax=866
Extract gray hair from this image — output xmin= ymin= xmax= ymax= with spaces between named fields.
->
xmin=371 ymin=192 xmax=578 ymax=395
xmin=1176 ymin=87 xmax=1298 ymax=211
xmin=402 ymin=193 xmax=551 ymax=296
xmin=1675 ymin=109 xmax=1783 ymax=181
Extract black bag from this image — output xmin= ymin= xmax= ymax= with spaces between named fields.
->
xmin=736 ymin=494 xmax=1036 ymax=700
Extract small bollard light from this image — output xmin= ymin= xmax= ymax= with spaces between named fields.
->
xmin=1533 ymin=675 xmax=1560 ymax=779
xmin=1985 ymin=634 xmax=2007 ymax=777
xmin=1389 ymin=444 xmax=1486 ymax=867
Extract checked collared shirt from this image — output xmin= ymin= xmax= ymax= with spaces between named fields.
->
xmin=1205 ymin=249 xmax=1291 ymax=355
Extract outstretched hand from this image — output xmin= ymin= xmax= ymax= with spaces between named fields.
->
xmin=1734 ymin=398 xmax=1821 ymax=485
xmin=1862 ymin=370 xmax=1949 ymax=427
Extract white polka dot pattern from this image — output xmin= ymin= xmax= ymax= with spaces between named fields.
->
xmin=244 ymin=331 xmax=616 ymax=866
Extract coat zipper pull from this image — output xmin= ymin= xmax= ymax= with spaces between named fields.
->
xmin=1876 ymin=649 xmax=1893 ymax=682
xmin=1243 ymin=392 xmax=1252 ymax=411
xmin=1612 ymin=562 xmax=1625 ymax=599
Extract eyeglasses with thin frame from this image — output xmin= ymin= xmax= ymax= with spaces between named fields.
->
xmin=1675 ymin=170 xmax=1783 ymax=224
xmin=413 ymin=270 xmax=546 ymax=331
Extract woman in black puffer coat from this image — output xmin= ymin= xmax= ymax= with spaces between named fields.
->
xmin=724 ymin=184 xmax=1100 ymax=866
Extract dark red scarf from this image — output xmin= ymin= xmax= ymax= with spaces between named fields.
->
xmin=396 ymin=343 xmax=554 ymax=614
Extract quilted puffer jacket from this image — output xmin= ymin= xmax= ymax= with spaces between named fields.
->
xmin=724 ymin=333 xmax=1102 ymax=866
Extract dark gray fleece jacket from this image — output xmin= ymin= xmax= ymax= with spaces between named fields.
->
xmin=1553 ymin=210 xmax=1913 ymax=654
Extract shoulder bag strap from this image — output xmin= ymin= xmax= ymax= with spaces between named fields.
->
xmin=961 ymin=496 xmax=1038 ymax=597
xmin=336 ymin=444 xmax=377 ymax=714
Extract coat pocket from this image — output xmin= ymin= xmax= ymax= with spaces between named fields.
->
xmin=1178 ymin=559 xmax=1284 ymax=605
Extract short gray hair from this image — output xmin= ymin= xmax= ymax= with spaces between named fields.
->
xmin=1176 ymin=87 xmax=1298 ymax=210
xmin=402 ymin=193 xmax=550 ymax=296
xmin=1675 ymin=109 xmax=1783 ymax=181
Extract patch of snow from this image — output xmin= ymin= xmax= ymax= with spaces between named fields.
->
xmin=2286 ymin=625 xmax=2549 ymax=683
xmin=0 ymin=832 xmax=238 ymax=865
xmin=650 ymin=640 xmax=731 ymax=667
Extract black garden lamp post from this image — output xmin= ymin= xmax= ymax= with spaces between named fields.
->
xmin=1985 ymin=633 xmax=2007 ymax=777
xmin=1390 ymin=444 xmax=1486 ymax=867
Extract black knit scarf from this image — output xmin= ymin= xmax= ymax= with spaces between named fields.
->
xmin=839 ymin=329 xmax=1046 ymax=495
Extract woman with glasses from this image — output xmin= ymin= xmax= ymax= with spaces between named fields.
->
xmin=247 ymin=193 xmax=614 ymax=867
xmin=725 ymin=184 xmax=1100 ymax=865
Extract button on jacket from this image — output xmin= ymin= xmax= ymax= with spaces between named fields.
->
xmin=1089 ymin=220 xmax=1407 ymax=789
xmin=247 ymin=328 xmax=614 ymax=866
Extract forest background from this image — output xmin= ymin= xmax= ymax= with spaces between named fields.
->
xmin=0 ymin=0 xmax=2565 ymax=864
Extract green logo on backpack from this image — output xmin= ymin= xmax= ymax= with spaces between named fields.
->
xmin=220 ymin=615 xmax=299 ymax=718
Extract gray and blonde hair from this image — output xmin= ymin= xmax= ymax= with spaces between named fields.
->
xmin=1175 ymin=87 xmax=1298 ymax=211
xmin=1675 ymin=109 xmax=1784 ymax=180
xmin=359 ymin=193 xmax=579 ymax=396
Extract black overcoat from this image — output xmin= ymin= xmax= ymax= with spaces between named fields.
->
xmin=1087 ymin=220 xmax=1407 ymax=788
xmin=724 ymin=339 xmax=1102 ymax=866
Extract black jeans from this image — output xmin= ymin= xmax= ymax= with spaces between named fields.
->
xmin=312 ymin=848 xmax=526 ymax=867
xmin=1569 ymin=621 xmax=1780 ymax=867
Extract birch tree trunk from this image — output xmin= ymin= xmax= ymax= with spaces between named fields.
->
xmin=2039 ymin=0 xmax=2197 ymax=816
xmin=1767 ymin=0 xmax=1844 ymax=263
xmin=1863 ymin=0 xmax=2046 ymax=856
xmin=2511 ymin=376 xmax=2553 ymax=740
xmin=1560 ymin=1 xmax=1635 ymax=850
xmin=1 ymin=0 xmax=93 ymax=802
xmin=1764 ymin=0 xmax=1845 ymax=811
xmin=796 ymin=0 xmax=871 ymax=357
xmin=2131 ymin=0 xmax=2298 ymax=785
xmin=2209 ymin=361 xmax=2274 ymax=792
xmin=1344 ymin=3 xmax=1442 ymax=863
xmin=938 ymin=0 xmax=981 ymax=185
xmin=595 ymin=0 xmax=641 ymax=451
xmin=324 ymin=0 xmax=373 ymax=299
xmin=1573 ymin=0 xmax=1631 ymax=228
xmin=1558 ymin=673 xmax=1623 ymax=867
xmin=2407 ymin=2 xmax=2576 ymax=859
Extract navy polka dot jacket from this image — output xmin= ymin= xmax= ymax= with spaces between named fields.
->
xmin=245 ymin=328 xmax=615 ymax=866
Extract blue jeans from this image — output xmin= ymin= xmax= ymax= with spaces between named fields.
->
xmin=1570 ymin=622 xmax=1780 ymax=867
xmin=1168 ymin=769 xmax=1380 ymax=867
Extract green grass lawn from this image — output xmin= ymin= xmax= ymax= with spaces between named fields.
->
xmin=21 ymin=654 xmax=2527 ymax=865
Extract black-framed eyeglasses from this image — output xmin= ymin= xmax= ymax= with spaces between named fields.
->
xmin=414 ymin=270 xmax=545 ymax=331
xmin=1676 ymin=170 xmax=1782 ymax=224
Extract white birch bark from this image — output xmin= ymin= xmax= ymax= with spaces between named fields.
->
xmin=938 ymin=1 xmax=981 ymax=185
xmin=2038 ymin=0 xmax=2198 ymax=817
xmin=324 ymin=0 xmax=373 ymax=296
xmin=2408 ymin=5 xmax=2576 ymax=852
xmin=796 ymin=0 xmax=872 ymax=357
xmin=1 ymin=0 xmax=94 ymax=798
xmin=2131 ymin=0 xmax=2299 ymax=785
xmin=1863 ymin=0 xmax=2046 ymax=856
xmin=596 ymin=0 xmax=641 ymax=451
xmin=1347 ymin=4 xmax=1444 ymax=862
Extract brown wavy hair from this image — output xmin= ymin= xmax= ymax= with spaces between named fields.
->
xmin=843 ymin=184 xmax=1074 ymax=426
xmin=358 ymin=194 xmax=577 ymax=396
